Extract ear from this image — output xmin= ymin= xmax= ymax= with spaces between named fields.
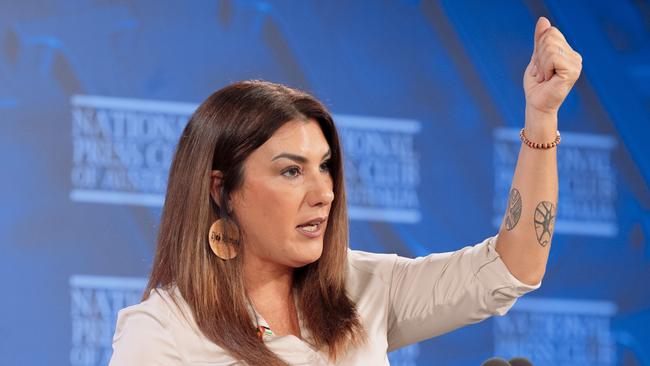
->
xmin=210 ymin=170 xmax=225 ymax=208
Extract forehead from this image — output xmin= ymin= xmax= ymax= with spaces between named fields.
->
xmin=258 ymin=118 xmax=330 ymax=156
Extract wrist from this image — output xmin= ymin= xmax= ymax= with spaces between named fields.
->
xmin=525 ymin=105 xmax=558 ymax=141
xmin=520 ymin=128 xmax=561 ymax=149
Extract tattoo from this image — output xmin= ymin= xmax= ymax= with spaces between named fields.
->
xmin=534 ymin=201 xmax=556 ymax=247
xmin=504 ymin=188 xmax=522 ymax=231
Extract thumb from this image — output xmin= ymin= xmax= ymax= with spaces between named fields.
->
xmin=533 ymin=16 xmax=552 ymax=56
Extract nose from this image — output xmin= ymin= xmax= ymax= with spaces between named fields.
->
xmin=306 ymin=174 xmax=334 ymax=207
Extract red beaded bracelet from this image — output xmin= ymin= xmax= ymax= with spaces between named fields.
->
xmin=519 ymin=128 xmax=561 ymax=149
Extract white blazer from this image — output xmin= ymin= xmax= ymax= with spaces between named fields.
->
xmin=109 ymin=234 xmax=539 ymax=365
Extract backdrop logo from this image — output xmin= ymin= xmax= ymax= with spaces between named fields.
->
xmin=70 ymin=275 xmax=147 ymax=366
xmin=70 ymin=95 xmax=192 ymax=205
xmin=493 ymin=128 xmax=618 ymax=237
xmin=337 ymin=116 xmax=421 ymax=223
xmin=69 ymin=96 xmax=422 ymax=223
xmin=494 ymin=297 xmax=616 ymax=365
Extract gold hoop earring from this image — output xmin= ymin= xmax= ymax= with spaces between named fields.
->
xmin=208 ymin=219 xmax=240 ymax=260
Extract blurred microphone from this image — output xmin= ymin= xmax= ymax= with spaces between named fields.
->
xmin=509 ymin=357 xmax=533 ymax=366
xmin=481 ymin=357 xmax=534 ymax=366
xmin=481 ymin=358 xmax=511 ymax=366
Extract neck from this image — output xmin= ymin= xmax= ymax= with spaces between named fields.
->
xmin=241 ymin=252 xmax=303 ymax=338
xmin=242 ymin=253 xmax=295 ymax=306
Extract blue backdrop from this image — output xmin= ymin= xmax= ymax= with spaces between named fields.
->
xmin=1 ymin=1 xmax=649 ymax=365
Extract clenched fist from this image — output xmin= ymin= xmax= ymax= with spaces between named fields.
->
xmin=524 ymin=17 xmax=582 ymax=117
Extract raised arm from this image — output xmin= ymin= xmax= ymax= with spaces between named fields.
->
xmin=495 ymin=17 xmax=582 ymax=285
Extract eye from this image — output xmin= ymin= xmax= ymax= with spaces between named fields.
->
xmin=320 ymin=160 xmax=331 ymax=173
xmin=282 ymin=166 xmax=302 ymax=178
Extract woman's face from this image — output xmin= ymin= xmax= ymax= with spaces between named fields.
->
xmin=230 ymin=118 xmax=334 ymax=270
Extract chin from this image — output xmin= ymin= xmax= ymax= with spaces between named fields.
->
xmin=290 ymin=242 xmax=323 ymax=268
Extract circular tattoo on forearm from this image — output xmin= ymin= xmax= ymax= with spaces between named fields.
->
xmin=534 ymin=201 xmax=556 ymax=247
xmin=505 ymin=188 xmax=522 ymax=231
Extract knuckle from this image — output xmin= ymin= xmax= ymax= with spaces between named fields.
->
xmin=542 ymin=43 xmax=554 ymax=54
xmin=540 ymin=32 xmax=550 ymax=45
xmin=542 ymin=27 xmax=558 ymax=41
xmin=570 ymin=66 xmax=581 ymax=78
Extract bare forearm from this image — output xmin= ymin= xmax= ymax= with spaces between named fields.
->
xmin=496 ymin=108 xmax=558 ymax=285
xmin=493 ymin=17 xmax=580 ymax=285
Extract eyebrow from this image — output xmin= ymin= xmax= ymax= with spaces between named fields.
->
xmin=271 ymin=149 xmax=331 ymax=163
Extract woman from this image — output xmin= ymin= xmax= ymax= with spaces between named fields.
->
xmin=110 ymin=17 xmax=581 ymax=365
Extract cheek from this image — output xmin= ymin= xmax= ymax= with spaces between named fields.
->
xmin=235 ymin=180 xmax=301 ymax=243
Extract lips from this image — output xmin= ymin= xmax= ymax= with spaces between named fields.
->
xmin=296 ymin=216 xmax=327 ymax=238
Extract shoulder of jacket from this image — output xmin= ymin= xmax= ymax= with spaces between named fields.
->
xmin=115 ymin=286 xmax=185 ymax=329
xmin=347 ymin=249 xmax=400 ymax=284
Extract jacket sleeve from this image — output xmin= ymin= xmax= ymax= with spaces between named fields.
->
xmin=386 ymin=233 xmax=540 ymax=351
xmin=109 ymin=299 xmax=184 ymax=365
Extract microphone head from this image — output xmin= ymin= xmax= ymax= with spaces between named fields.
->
xmin=481 ymin=358 xmax=511 ymax=366
xmin=509 ymin=357 xmax=533 ymax=366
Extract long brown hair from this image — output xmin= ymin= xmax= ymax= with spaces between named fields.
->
xmin=143 ymin=80 xmax=365 ymax=364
